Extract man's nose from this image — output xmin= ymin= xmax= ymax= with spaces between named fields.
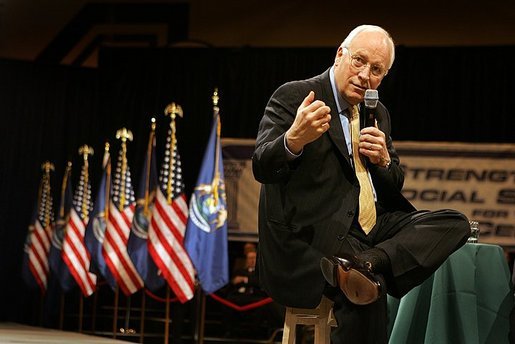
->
xmin=358 ymin=65 xmax=371 ymax=80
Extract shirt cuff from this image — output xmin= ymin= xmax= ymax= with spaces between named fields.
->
xmin=284 ymin=135 xmax=302 ymax=161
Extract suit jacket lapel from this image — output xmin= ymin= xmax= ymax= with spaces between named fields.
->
xmin=318 ymin=69 xmax=352 ymax=164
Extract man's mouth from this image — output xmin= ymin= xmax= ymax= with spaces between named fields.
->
xmin=353 ymin=83 xmax=367 ymax=92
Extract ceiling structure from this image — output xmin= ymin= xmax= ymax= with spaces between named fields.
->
xmin=1 ymin=0 xmax=515 ymax=68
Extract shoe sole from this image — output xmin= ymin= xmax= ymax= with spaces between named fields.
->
xmin=338 ymin=265 xmax=380 ymax=305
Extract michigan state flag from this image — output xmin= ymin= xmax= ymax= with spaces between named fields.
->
xmin=48 ymin=162 xmax=75 ymax=292
xmin=84 ymin=145 xmax=117 ymax=289
xmin=184 ymin=99 xmax=228 ymax=294
xmin=127 ymin=120 xmax=165 ymax=291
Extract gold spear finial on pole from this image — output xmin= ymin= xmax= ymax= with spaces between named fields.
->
xmin=79 ymin=145 xmax=94 ymax=161
xmin=116 ymin=128 xmax=133 ymax=211
xmin=164 ymin=103 xmax=183 ymax=204
xmin=212 ymin=88 xmax=219 ymax=107
xmin=78 ymin=145 xmax=94 ymax=220
xmin=116 ymin=128 xmax=134 ymax=143
xmin=41 ymin=161 xmax=55 ymax=173
xmin=164 ymin=102 xmax=183 ymax=120
xmin=103 ymin=142 xmax=110 ymax=167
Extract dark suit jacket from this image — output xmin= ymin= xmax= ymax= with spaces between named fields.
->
xmin=252 ymin=68 xmax=415 ymax=308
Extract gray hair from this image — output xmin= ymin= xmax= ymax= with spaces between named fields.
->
xmin=341 ymin=25 xmax=395 ymax=69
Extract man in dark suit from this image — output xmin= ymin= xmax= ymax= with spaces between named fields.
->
xmin=252 ymin=24 xmax=470 ymax=344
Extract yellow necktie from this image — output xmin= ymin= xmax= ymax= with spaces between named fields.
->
xmin=351 ymin=105 xmax=376 ymax=234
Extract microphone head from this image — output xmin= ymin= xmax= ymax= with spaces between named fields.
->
xmin=364 ymin=89 xmax=379 ymax=109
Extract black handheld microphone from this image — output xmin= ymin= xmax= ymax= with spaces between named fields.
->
xmin=364 ymin=89 xmax=379 ymax=127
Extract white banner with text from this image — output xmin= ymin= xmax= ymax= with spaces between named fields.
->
xmin=222 ymin=139 xmax=515 ymax=247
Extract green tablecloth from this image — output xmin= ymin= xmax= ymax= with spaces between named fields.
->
xmin=388 ymin=243 xmax=514 ymax=344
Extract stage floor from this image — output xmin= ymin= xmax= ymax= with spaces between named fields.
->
xmin=0 ymin=323 xmax=127 ymax=343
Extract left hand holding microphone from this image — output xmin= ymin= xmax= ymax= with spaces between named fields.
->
xmin=358 ymin=127 xmax=391 ymax=168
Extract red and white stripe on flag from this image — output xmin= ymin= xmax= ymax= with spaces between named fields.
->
xmin=148 ymin=188 xmax=195 ymax=303
xmin=61 ymin=208 xmax=97 ymax=296
xmin=28 ymin=220 xmax=52 ymax=291
xmin=103 ymin=202 xmax=144 ymax=295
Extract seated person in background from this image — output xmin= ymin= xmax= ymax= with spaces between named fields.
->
xmin=223 ymin=250 xmax=284 ymax=338
xmin=231 ymin=242 xmax=257 ymax=275
xmin=230 ymin=250 xmax=263 ymax=302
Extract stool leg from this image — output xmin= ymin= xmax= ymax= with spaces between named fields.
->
xmin=314 ymin=322 xmax=331 ymax=344
xmin=282 ymin=308 xmax=296 ymax=344
xmin=281 ymin=298 xmax=335 ymax=344
xmin=315 ymin=325 xmax=331 ymax=344
xmin=314 ymin=319 xmax=331 ymax=344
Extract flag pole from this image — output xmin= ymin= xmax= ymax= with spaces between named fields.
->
xmin=58 ymin=162 xmax=72 ymax=220
xmin=162 ymin=103 xmax=181 ymax=343
xmin=38 ymin=292 xmax=44 ymax=326
xmin=164 ymin=286 xmax=171 ymax=344
xmin=113 ymin=286 xmax=119 ymax=338
xmin=139 ymin=119 xmax=155 ymax=344
xmin=59 ymin=291 xmax=65 ymax=329
xmin=112 ymin=130 xmax=132 ymax=339
xmin=212 ymin=88 xmax=221 ymax=203
xmin=192 ymin=88 xmax=223 ymax=343
xmin=139 ymin=291 xmax=146 ymax=343
xmin=104 ymin=143 xmax=114 ymax=338
xmin=78 ymin=293 xmax=84 ymax=333
xmin=77 ymin=145 xmax=93 ymax=334
xmin=193 ymin=286 xmax=206 ymax=344
xmin=40 ymin=161 xmax=54 ymax=326
xmin=144 ymin=118 xmax=156 ymax=214
xmin=91 ymin=286 xmax=98 ymax=333
xmin=58 ymin=162 xmax=71 ymax=331
xmin=104 ymin=142 xmax=111 ymax=224
xmin=123 ymin=295 xmax=132 ymax=334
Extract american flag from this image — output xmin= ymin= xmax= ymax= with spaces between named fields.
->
xmin=148 ymin=105 xmax=195 ymax=303
xmin=23 ymin=162 xmax=55 ymax=292
xmin=61 ymin=147 xmax=97 ymax=296
xmin=102 ymin=129 xmax=144 ymax=296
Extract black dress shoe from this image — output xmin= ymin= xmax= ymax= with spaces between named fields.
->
xmin=320 ymin=254 xmax=383 ymax=305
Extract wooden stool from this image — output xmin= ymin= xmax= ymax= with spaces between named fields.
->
xmin=281 ymin=296 xmax=336 ymax=344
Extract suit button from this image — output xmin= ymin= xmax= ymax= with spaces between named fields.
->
xmin=337 ymin=234 xmax=345 ymax=241
xmin=347 ymin=210 xmax=354 ymax=217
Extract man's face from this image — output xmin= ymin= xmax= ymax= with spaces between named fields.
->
xmin=333 ymin=30 xmax=391 ymax=105
xmin=246 ymin=251 xmax=257 ymax=269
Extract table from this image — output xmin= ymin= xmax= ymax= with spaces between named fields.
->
xmin=387 ymin=243 xmax=514 ymax=344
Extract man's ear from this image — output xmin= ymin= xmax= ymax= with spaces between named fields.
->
xmin=334 ymin=47 xmax=344 ymax=65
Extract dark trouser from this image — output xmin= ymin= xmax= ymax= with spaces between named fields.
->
xmin=327 ymin=209 xmax=470 ymax=344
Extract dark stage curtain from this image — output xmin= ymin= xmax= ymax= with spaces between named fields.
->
xmin=380 ymin=45 xmax=515 ymax=142
xmin=1 ymin=45 xmax=514 ymax=323
xmin=96 ymin=46 xmax=339 ymax=192
xmin=0 ymin=59 xmax=100 ymax=322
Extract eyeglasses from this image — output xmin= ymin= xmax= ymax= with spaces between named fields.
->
xmin=346 ymin=49 xmax=388 ymax=78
